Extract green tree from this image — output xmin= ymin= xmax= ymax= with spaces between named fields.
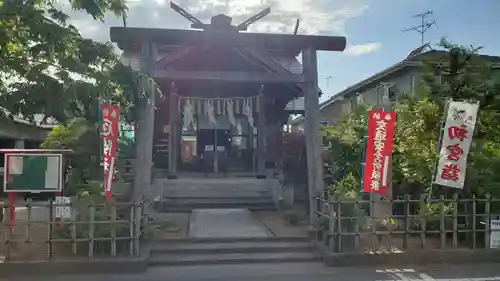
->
xmin=0 ymin=0 xmax=156 ymax=198
xmin=0 ymin=0 xmax=149 ymax=124
xmin=325 ymin=38 xmax=500 ymax=199
xmin=422 ymin=38 xmax=500 ymax=196
xmin=323 ymin=104 xmax=368 ymax=182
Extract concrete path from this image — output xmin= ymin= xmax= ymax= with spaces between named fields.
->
xmin=189 ymin=209 xmax=272 ymax=238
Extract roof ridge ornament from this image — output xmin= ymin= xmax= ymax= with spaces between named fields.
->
xmin=170 ymin=1 xmax=270 ymax=32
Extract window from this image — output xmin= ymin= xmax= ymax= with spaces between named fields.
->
xmin=349 ymin=98 xmax=355 ymax=111
xmin=388 ymin=85 xmax=398 ymax=102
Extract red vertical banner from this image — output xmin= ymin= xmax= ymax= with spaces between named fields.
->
xmin=363 ymin=110 xmax=396 ymax=195
xmin=101 ymin=104 xmax=120 ymax=201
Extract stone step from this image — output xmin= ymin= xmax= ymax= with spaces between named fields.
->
xmin=151 ymin=241 xmax=315 ymax=254
xmin=155 ymin=201 xmax=276 ymax=212
xmin=160 ymin=191 xmax=271 ymax=198
xmin=159 ymin=178 xmax=269 ymax=192
xmin=161 ymin=196 xmax=273 ymax=203
xmin=148 ymin=251 xmax=321 ymax=266
xmin=157 ymin=237 xmax=309 ymax=243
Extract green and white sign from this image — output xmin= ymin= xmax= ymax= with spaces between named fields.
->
xmin=3 ymin=153 xmax=63 ymax=192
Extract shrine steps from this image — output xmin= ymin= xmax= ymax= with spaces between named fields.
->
xmin=148 ymin=237 xmax=320 ymax=266
xmin=152 ymin=177 xmax=276 ymax=212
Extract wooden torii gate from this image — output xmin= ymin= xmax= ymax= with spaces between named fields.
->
xmin=109 ymin=4 xmax=346 ymax=224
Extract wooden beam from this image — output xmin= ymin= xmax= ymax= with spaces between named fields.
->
xmin=155 ymin=70 xmax=305 ymax=83
xmin=110 ymin=27 xmax=347 ymax=53
xmin=302 ymin=46 xmax=323 ymax=225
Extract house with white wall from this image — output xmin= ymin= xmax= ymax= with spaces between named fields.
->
xmin=290 ymin=45 xmax=500 ymax=130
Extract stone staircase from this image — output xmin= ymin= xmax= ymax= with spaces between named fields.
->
xmin=149 ymin=237 xmax=321 ymax=266
xmin=148 ymin=177 xmax=320 ymax=266
xmin=153 ymin=178 xmax=276 ymax=212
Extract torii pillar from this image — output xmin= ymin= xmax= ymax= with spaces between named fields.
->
xmin=302 ymin=46 xmax=324 ymax=226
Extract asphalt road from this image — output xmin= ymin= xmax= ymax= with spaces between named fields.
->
xmin=3 ymin=263 xmax=500 ymax=281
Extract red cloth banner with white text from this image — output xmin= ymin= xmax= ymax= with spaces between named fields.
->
xmin=101 ymin=104 xmax=120 ymax=200
xmin=363 ymin=110 xmax=396 ymax=195
xmin=434 ymin=101 xmax=479 ymax=189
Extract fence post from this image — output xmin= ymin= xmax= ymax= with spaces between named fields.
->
xmin=439 ymin=195 xmax=446 ymax=249
xmin=336 ymin=200 xmax=342 ymax=253
xmin=134 ymin=201 xmax=142 ymax=257
xmin=129 ymin=202 xmax=135 ymax=257
xmin=420 ymin=194 xmax=427 ymax=249
xmin=5 ymin=202 xmax=11 ymax=260
xmin=472 ymin=194 xmax=476 ymax=249
xmin=485 ymin=194 xmax=491 ymax=249
xmin=88 ymin=202 xmax=95 ymax=259
xmin=354 ymin=200 xmax=360 ymax=251
xmin=327 ymin=201 xmax=335 ymax=252
xmin=71 ymin=221 xmax=77 ymax=255
xmin=403 ymin=195 xmax=410 ymax=250
xmin=48 ymin=199 xmax=54 ymax=259
xmin=371 ymin=195 xmax=377 ymax=253
xmin=26 ymin=198 xmax=32 ymax=245
xmin=111 ymin=203 xmax=117 ymax=257
xmin=452 ymin=193 xmax=458 ymax=249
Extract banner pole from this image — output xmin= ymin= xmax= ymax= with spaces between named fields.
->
xmin=360 ymin=136 xmax=367 ymax=197
xmin=428 ymin=98 xmax=451 ymax=203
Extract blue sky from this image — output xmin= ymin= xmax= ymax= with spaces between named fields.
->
xmin=65 ymin=0 xmax=500 ymax=102
xmin=318 ymin=0 xmax=500 ymax=101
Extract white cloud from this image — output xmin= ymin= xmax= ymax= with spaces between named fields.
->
xmin=344 ymin=42 xmax=382 ymax=56
xmin=55 ymin=0 xmax=368 ymax=42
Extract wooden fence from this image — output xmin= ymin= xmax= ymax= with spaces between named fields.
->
xmin=315 ymin=195 xmax=500 ymax=253
xmin=0 ymin=198 xmax=147 ymax=261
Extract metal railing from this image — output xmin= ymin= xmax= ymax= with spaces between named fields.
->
xmin=0 ymin=198 xmax=148 ymax=261
xmin=315 ymin=194 xmax=500 ymax=253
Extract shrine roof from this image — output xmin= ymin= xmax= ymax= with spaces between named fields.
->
xmin=110 ymin=27 xmax=346 ymax=55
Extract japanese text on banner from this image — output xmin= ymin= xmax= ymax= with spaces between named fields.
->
xmin=101 ymin=104 xmax=120 ymax=200
xmin=434 ymin=101 xmax=478 ymax=189
xmin=363 ymin=110 xmax=396 ymax=195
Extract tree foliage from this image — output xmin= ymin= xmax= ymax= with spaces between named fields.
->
xmin=0 ymin=0 xmax=149 ymax=124
xmin=325 ymin=38 xmax=500 ymax=199
xmin=41 ymin=118 xmax=100 ymax=186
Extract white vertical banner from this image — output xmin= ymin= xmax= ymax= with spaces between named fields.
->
xmin=434 ymin=100 xmax=479 ymax=189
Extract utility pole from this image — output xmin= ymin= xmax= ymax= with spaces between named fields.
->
xmin=402 ymin=11 xmax=436 ymax=45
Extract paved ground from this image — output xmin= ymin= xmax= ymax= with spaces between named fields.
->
xmin=189 ymin=209 xmax=272 ymax=237
xmin=252 ymin=210 xmax=309 ymax=237
xmin=3 ymin=263 xmax=500 ymax=281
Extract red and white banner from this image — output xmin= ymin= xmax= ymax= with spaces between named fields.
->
xmin=101 ymin=104 xmax=120 ymax=200
xmin=363 ymin=110 xmax=396 ymax=195
xmin=434 ymin=101 xmax=478 ymax=189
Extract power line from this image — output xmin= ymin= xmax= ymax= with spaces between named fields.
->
xmin=402 ymin=11 xmax=436 ymax=45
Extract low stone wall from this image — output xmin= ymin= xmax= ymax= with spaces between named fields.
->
xmin=314 ymin=240 xmax=500 ymax=266
xmin=0 ymin=252 xmax=149 ymax=277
